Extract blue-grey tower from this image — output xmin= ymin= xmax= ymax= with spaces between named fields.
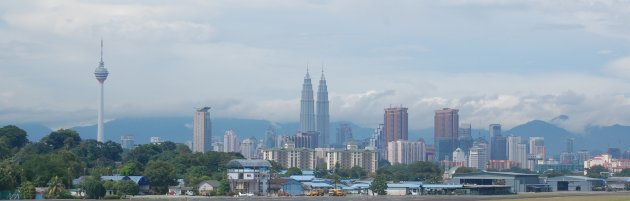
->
xmin=300 ymin=67 xmax=316 ymax=133
xmin=94 ymin=40 xmax=109 ymax=142
xmin=316 ymin=67 xmax=330 ymax=147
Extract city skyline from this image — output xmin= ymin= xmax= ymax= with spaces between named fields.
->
xmin=3 ymin=1 xmax=630 ymax=133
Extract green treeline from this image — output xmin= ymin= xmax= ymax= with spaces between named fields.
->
xmin=0 ymin=125 xmax=242 ymax=198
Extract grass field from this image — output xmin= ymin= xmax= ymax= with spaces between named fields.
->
xmin=496 ymin=194 xmax=630 ymax=201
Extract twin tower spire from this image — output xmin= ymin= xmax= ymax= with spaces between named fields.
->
xmin=300 ymin=65 xmax=329 ymax=147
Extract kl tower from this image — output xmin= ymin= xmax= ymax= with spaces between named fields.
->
xmin=94 ymin=40 xmax=109 ymax=142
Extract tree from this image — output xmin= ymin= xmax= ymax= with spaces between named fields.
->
xmin=586 ymin=165 xmax=608 ymax=178
xmin=0 ymin=159 xmax=17 ymax=191
xmin=19 ymin=181 xmax=36 ymax=199
xmin=45 ymin=176 xmax=67 ymax=199
xmin=119 ymin=161 xmax=143 ymax=176
xmin=285 ymin=167 xmax=302 ymax=176
xmin=314 ymin=163 xmax=328 ymax=178
xmin=616 ymin=168 xmax=630 ymax=177
xmin=268 ymin=160 xmax=284 ymax=174
xmin=116 ymin=180 xmax=139 ymax=196
xmin=144 ymin=160 xmax=177 ymax=194
xmin=0 ymin=125 xmax=28 ymax=149
xmin=82 ymin=176 xmax=105 ymax=199
xmin=455 ymin=167 xmax=477 ymax=174
xmin=369 ymin=175 xmax=387 ymax=195
xmin=41 ymin=129 xmax=81 ymax=150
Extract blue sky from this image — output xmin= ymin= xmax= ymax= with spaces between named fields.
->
xmin=1 ymin=0 xmax=630 ymax=132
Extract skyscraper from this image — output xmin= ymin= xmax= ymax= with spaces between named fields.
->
xmin=491 ymin=135 xmax=507 ymax=160
xmin=223 ymin=129 xmax=239 ymax=152
xmin=489 ymin=124 xmax=501 ymax=138
xmin=468 ymin=145 xmax=487 ymax=170
xmin=264 ymin=126 xmax=277 ymax=149
xmin=458 ymin=123 xmax=473 ymax=153
xmin=384 ymin=107 xmax=408 ymax=154
xmin=316 ymin=69 xmax=330 ymax=147
xmin=336 ymin=123 xmax=353 ymax=148
xmin=434 ymin=108 xmax=459 ymax=161
xmin=387 ymin=139 xmax=426 ymax=164
xmin=300 ymin=69 xmax=316 ymax=133
xmin=240 ymin=138 xmax=258 ymax=159
xmin=528 ymin=137 xmax=545 ymax=161
xmin=94 ymin=40 xmax=109 ymax=142
xmin=567 ymin=138 xmax=575 ymax=153
xmin=193 ymin=107 xmax=212 ymax=153
xmin=507 ymin=136 xmax=528 ymax=168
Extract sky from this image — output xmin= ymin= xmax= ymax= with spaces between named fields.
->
xmin=2 ymin=0 xmax=630 ymax=133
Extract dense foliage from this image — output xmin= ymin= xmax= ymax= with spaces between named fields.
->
xmin=0 ymin=124 xmax=243 ymax=197
xmin=369 ymin=175 xmax=387 ymax=195
xmin=376 ymin=161 xmax=443 ymax=183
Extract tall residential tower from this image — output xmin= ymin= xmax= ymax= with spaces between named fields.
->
xmin=193 ymin=107 xmax=212 ymax=153
xmin=94 ymin=40 xmax=109 ymax=142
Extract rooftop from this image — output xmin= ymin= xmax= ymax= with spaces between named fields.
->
xmin=226 ymin=159 xmax=271 ymax=169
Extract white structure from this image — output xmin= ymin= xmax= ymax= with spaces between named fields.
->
xmin=468 ymin=145 xmax=487 ymax=170
xmin=223 ymin=129 xmax=239 ymax=153
xmin=120 ymin=135 xmax=134 ymax=149
xmin=240 ymin=138 xmax=258 ymax=159
xmin=193 ymin=107 xmax=212 ymax=153
xmin=507 ymin=136 xmax=528 ymax=168
xmin=326 ymin=144 xmax=378 ymax=173
xmin=517 ymin=143 xmax=528 ymax=169
xmin=94 ymin=40 xmax=109 ymax=142
xmin=212 ymin=141 xmax=223 ymax=152
xmin=300 ymin=68 xmax=316 ymax=133
xmin=452 ymin=148 xmax=466 ymax=163
xmin=387 ymin=140 xmax=426 ymax=165
xmin=316 ymin=69 xmax=330 ymax=147
xmin=150 ymin=137 xmax=163 ymax=144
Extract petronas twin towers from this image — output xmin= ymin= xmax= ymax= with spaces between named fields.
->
xmin=300 ymin=68 xmax=329 ymax=147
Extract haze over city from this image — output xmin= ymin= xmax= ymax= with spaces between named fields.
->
xmin=2 ymin=0 xmax=630 ymax=133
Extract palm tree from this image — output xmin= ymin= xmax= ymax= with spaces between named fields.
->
xmin=47 ymin=176 xmax=66 ymax=198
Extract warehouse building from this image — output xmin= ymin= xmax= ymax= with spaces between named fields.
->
xmin=547 ymin=176 xmax=606 ymax=192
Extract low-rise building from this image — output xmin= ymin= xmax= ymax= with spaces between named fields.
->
xmin=584 ymin=154 xmax=630 ymax=174
xmin=197 ymin=180 xmax=221 ymax=196
xmin=226 ymin=159 xmax=271 ymax=196
xmin=547 ymin=176 xmax=606 ymax=191
xmin=451 ymin=171 xmax=546 ymax=193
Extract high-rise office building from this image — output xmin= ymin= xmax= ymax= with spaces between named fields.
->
xmin=120 ymin=135 xmax=134 ymax=149
xmin=368 ymin=124 xmax=386 ymax=159
xmin=458 ymin=123 xmax=473 ymax=153
xmin=489 ymin=124 xmax=501 ymax=138
xmin=193 ymin=107 xmax=212 ymax=153
xmin=300 ymin=69 xmax=316 ymax=133
xmin=489 ymin=124 xmax=507 ymax=161
xmin=223 ymin=129 xmax=239 ymax=153
xmin=336 ymin=123 xmax=353 ymax=148
xmin=316 ymin=69 xmax=330 ymax=147
xmin=508 ymin=136 xmax=528 ymax=168
xmin=567 ymin=138 xmax=575 ymax=153
xmin=240 ymin=138 xmax=258 ymax=159
xmin=468 ymin=145 xmax=487 ymax=170
xmin=387 ymin=140 xmax=426 ymax=164
xmin=434 ymin=108 xmax=459 ymax=161
xmin=528 ymin=137 xmax=546 ymax=162
xmin=264 ymin=126 xmax=277 ymax=149
xmin=384 ymin=107 xmax=408 ymax=154
xmin=452 ymin=148 xmax=466 ymax=163
xmin=94 ymin=40 xmax=109 ymax=142
xmin=283 ymin=132 xmax=318 ymax=149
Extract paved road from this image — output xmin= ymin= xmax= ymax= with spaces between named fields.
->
xmin=128 ymin=191 xmax=630 ymax=201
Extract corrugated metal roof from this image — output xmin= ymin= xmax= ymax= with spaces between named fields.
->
xmin=290 ymin=175 xmax=315 ymax=181
xmin=547 ymin=176 xmax=605 ymax=181
xmin=423 ymin=184 xmax=464 ymax=188
xmin=227 ymin=159 xmax=271 ymax=169
xmin=387 ymin=183 xmax=420 ymax=188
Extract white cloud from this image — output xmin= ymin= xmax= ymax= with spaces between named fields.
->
xmin=606 ymin=56 xmax=630 ymax=78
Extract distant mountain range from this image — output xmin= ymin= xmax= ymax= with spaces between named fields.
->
xmin=3 ymin=117 xmax=629 ymax=156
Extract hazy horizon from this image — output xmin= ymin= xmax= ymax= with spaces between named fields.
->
xmin=2 ymin=1 xmax=630 ymax=133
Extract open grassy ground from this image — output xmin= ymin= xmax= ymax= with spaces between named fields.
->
xmin=494 ymin=192 xmax=630 ymax=201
